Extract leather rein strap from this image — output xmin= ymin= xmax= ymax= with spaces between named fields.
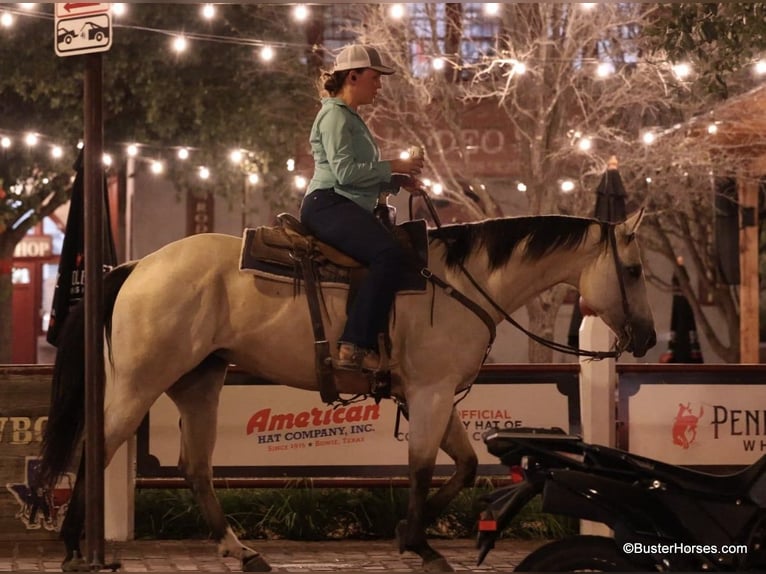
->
xmin=410 ymin=194 xmax=626 ymax=360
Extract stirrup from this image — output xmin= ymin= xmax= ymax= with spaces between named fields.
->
xmin=336 ymin=344 xmax=381 ymax=372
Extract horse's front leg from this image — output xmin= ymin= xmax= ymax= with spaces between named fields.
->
xmin=397 ymin=388 xmax=457 ymax=572
xmin=423 ymin=407 xmax=477 ymax=523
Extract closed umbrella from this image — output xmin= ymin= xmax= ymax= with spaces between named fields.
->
xmin=593 ymin=155 xmax=627 ymax=224
xmin=46 ymin=150 xmax=117 ymax=345
xmin=568 ymin=156 xmax=628 ymax=346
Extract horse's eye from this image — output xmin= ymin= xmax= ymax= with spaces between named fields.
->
xmin=625 ymin=265 xmax=642 ymax=279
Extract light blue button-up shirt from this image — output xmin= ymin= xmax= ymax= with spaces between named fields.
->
xmin=306 ymin=97 xmax=395 ymax=213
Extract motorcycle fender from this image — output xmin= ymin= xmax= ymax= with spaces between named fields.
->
xmin=542 ymin=470 xmax=659 ymax=532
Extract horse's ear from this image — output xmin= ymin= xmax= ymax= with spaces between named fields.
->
xmin=622 ymin=208 xmax=645 ymax=242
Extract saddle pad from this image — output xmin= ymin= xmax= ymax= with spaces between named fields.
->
xmin=239 ymin=220 xmax=428 ymax=293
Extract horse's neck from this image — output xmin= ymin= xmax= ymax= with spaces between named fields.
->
xmin=429 ymin=229 xmax=600 ymax=321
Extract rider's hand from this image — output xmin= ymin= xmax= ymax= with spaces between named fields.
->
xmin=391 ymin=174 xmax=426 ymax=196
xmin=389 ymin=156 xmax=424 ymax=176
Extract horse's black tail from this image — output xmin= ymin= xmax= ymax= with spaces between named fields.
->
xmin=39 ymin=262 xmax=137 ymax=488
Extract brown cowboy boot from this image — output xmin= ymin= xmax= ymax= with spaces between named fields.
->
xmin=336 ymin=343 xmax=381 ymax=372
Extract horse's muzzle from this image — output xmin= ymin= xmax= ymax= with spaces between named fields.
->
xmin=628 ymin=327 xmax=657 ymax=358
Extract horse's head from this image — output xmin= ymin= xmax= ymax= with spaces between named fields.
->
xmin=579 ymin=210 xmax=656 ymax=357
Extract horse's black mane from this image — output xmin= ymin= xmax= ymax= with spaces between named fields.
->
xmin=428 ymin=215 xmax=610 ymax=270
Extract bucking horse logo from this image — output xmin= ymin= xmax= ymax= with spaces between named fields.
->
xmin=672 ymin=402 xmax=704 ymax=449
xmin=6 ymin=457 xmax=74 ymax=531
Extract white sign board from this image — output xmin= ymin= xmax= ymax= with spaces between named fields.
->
xmin=146 ymin=382 xmax=572 ymax=475
xmin=628 ymin=383 xmax=766 ymax=465
xmin=55 ymin=3 xmax=112 ymax=57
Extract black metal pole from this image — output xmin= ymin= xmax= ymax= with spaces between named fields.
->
xmin=84 ymin=51 xmax=105 ymax=571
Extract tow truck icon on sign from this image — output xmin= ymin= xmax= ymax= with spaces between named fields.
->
xmin=55 ymin=13 xmax=111 ymax=55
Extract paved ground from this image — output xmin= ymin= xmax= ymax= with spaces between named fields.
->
xmin=0 ymin=538 xmax=544 ymax=572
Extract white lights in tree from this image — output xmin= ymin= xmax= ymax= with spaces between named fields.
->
xmin=198 ymin=166 xmax=210 ymax=180
xmin=172 ymin=35 xmax=188 ymax=53
xmin=389 ymin=4 xmax=405 ymax=20
xmin=201 ymin=4 xmax=216 ymax=20
xmin=177 ymin=148 xmax=189 ymax=160
xmin=24 ymin=133 xmax=38 ymax=146
xmin=260 ymin=45 xmax=275 ymax=62
xmin=292 ymin=5 xmax=309 ymax=22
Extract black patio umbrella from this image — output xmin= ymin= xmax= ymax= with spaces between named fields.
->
xmin=46 ymin=150 xmax=118 ymax=346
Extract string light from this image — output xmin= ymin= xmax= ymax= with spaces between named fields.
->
xmin=1 ymin=137 xmax=10 ymax=149
xmin=177 ymin=147 xmax=190 ymax=160
xmin=102 ymin=153 xmax=113 ymax=166
xmin=560 ymin=180 xmax=575 ymax=193
xmin=577 ymin=137 xmax=593 ymax=151
xmin=127 ymin=144 xmax=139 ymax=157
xmin=248 ymin=173 xmax=259 ymax=185
xmin=18 ymin=4 xmax=36 ymax=10
xmin=432 ymin=57 xmax=446 ymax=71
xmin=229 ymin=149 xmax=243 ymax=164
xmin=294 ymin=175 xmax=307 ymax=189
xmin=259 ymin=45 xmax=274 ymax=62
xmin=483 ymin=4 xmax=501 ymax=17
xmin=596 ymin=62 xmax=614 ymax=78
xmin=199 ymin=166 xmax=210 ymax=180
xmin=707 ymin=123 xmax=718 ymax=135
xmin=201 ymin=4 xmax=216 ymax=20
xmin=389 ymin=4 xmax=405 ymax=19
xmin=517 ymin=182 xmax=527 ymax=193
xmin=150 ymin=160 xmax=164 ymax=174
xmin=672 ymin=62 xmax=692 ymax=79
xmin=172 ymin=35 xmax=188 ymax=53
xmin=755 ymin=60 xmax=766 ymax=75
xmin=24 ymin=133 xmax=38 ymax=146
xmin=1 ymin=12 xmax=14 ymax=27
xmin=292 ymin=5 xmax=309 ymax=22
xmin=51 ymin=145 xmax=63 ymax=159
xmin=286 ymin=158 xmax=295 ymax=172
xmin=642 ymin=131 xmax=656 ymax=145
xmin=111 ymin=4 xmax=126 ymax=17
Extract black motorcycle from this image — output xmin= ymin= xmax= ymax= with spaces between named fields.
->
xmin=476 ymin=427 xmax=766 ymax=571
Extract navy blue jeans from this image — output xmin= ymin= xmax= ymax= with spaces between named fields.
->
xmin=300 ymin=188 xmax=404 ymax=351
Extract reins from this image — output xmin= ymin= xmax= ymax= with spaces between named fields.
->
xmin=409 ymin=193 xmax=626 ymax=360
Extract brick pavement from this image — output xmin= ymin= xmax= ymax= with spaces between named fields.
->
xmin=0 ymin=538 xmax=545 ymax=572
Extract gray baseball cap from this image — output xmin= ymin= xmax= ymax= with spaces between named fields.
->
xmin=334 ymin=45 xmax=394 ymax=75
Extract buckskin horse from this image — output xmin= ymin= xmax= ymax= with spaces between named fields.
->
xmin=40 ymin=210 xmax=655 ymax=572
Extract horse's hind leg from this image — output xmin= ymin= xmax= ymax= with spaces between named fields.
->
xmin=398 ymin=388 xmax=457 ymax=572
xmin=166 ymin=356 xmax=271 ymax=572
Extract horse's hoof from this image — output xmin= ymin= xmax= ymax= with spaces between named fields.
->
xmin=395 ymin=519 xmax=408 ymax=554
xmin=422 ymin=556 xmax=455 ymax=572
xmin=61 ymin=556 xmax=88 ymax=572
xmin=242 ymin=553 xmax=272 ymax=572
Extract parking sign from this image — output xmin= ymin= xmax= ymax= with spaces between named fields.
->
xmin=55 ymin=3 xmax=112 ymax=57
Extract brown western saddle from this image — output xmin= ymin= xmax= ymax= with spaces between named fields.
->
xmin=240 ymin=213 xmax=427 ymax=404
